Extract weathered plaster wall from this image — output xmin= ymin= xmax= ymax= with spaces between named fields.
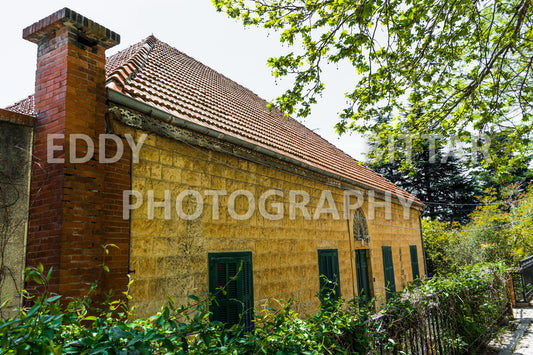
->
xmin=0 ymin=111 xmax=34 ymax=318
xmin=110 ymin=108 xmax=423 ymax=317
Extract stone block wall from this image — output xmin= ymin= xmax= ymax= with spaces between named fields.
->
xmin=111 ymin=118 xmax=423 ymax=317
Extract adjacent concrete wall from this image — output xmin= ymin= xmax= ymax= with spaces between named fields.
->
xmin=109 ymin=107 xmax=424 ymax=317
xmin=0 ymin=109 xmax=34 ymax=318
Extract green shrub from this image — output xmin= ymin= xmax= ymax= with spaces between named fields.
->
xmin=424 ymin=185 xmax=533 ymax=274
xmin=0 ymin=262 xmax=510 ymax=354
xmin=400 ymin=262 xmax=510 ymax=352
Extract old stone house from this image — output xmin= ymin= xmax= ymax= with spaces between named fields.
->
xmin=2 ymin=8 xmax=425 ymax=323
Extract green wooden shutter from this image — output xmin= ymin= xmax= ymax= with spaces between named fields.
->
xmin=381 ymin=246 xmax=396 ymax=300
xmin=317 ymin=249 xmax=341 ymax=299
xmin=209 ymin=252 xmax=253 ymax=329
xmin=241 ymin=254 xmax=253 ymax=329
xmin=410 ymin=245 xmax=420 ymax=280
xmin=355 ymin=249 xmax=371 ymax=300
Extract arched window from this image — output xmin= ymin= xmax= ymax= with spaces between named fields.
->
xmin=353 ymin=208 xmax=369 ymax=242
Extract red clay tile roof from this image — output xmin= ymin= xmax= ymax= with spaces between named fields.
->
xmin=6 ymin=35 xmax=421 ymax=205
xmin=5 ymin=95 xmax=35 ymax=116
xmin=106 ymin=36 xmax=420 ymax=204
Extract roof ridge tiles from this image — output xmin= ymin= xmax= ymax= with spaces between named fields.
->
xmin=106 ymin=35 xmax=157 ymax=91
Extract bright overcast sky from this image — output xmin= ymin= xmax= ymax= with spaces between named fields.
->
xmin=0 ymin=0 xmax=368 ymax=160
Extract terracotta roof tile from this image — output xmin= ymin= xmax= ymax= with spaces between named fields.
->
xmin=106 ymin=36 xmax=420 ymax=204
xmin=5 ymin=35 xmax=421 ymax=205
xmin=5 ymin=95 xmax=35 ymax=116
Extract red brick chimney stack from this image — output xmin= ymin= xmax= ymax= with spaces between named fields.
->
xmin=23 ymin=8 xmax=122 ymax=297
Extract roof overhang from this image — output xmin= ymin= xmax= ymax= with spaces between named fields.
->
xmin=107 ymin=88 xmax=424 ymax=210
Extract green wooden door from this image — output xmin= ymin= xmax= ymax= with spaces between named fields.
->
xmin=209 ymin=252 xmax=253 ymax=329
xmin=410 ymin=245 xmax=420 ymax=279
xmin=355 ymin=249 xmax=372 ymax=300
xmin=381 ymin=246 xmax=396 ymax=301
xmin=318 ymin=249 xmax=341 ymax=299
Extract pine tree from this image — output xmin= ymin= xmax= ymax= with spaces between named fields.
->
xmin=367 ymin=137 xmax=481 ymax=224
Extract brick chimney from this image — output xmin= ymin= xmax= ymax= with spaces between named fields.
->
xmin=23 ymin=9 xmax=129 ymax=298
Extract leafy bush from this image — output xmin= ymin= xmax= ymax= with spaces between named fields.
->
xmin=457 ymin=186 xmax=533 ymax=266
xmin=0 ymin=262 xmax=510 ymax=354
xmin=421 ymin=218 xmax=459 ymax=275
xmin=423 ymin=184 xmax=533 ymax=273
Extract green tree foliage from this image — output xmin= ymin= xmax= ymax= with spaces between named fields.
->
xmin=423 ymin=185 xmax=533 ymax=273
xmin=474 ymin=165 xmax=533 ymax=198
xmin=421 ymin=219 xmax=458 ymax=276
xmin=471 ymin=131 xmax=533 ymax=196
xmin=212 ymin=0 xmax=533 ymax=173
xmin=452 ymin=185 xmax=533 ymax=266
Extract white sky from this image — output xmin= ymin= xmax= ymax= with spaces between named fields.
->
xmin=0 ymin=0 xmax=368 ymax=160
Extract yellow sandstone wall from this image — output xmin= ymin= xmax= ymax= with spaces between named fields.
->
xmin=114 ymin=125 xmax=423 ymax=317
